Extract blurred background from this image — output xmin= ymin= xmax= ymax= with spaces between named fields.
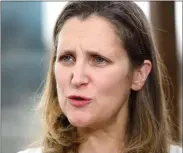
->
xmin=1 ymin=2 xmax=182 ymax=153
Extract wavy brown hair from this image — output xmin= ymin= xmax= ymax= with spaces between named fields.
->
xmin=38 ymin=1 xmax=176 ymax=153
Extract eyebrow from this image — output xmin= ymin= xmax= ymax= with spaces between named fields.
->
xmin=57 ymin=49 xmax=109 ymax=57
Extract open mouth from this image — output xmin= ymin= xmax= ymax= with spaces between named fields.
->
xmin=68 ymin=95 xmax=91 ymax=101
xmin=72 ymin=97 xmax=85 ymax=100
xmin=68 ymin=95 xmax=92 ymax=107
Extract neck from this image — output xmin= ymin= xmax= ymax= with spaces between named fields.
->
xmin=78 ymin=102 xmax=128 ymax=153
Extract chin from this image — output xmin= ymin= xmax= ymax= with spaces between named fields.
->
xmin=67 ymin=112 xmax=93 ymax=128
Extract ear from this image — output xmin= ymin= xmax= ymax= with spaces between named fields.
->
xmin=131 ymin=60 xmax=152 ymax=91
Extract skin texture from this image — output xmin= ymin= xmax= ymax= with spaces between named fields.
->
xmin=54 ymin=15 xmax=151 ymax=153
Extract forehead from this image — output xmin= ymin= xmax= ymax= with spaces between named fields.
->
xmin=57 ymin=15 xmax=125 ymax=57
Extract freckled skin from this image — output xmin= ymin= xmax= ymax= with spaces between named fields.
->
xmin=54 ymin=16 xmax=133 ymax=128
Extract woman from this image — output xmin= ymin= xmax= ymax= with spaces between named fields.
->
xmin=18 ymin=1 xmax=182 ymax=153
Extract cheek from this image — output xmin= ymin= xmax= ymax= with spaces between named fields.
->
xmin=96 ymin=67 xmax=131 ymax=93
xmin=54 ymin=65 xmax=74 ymax=116
xmin=90 ymin=68 xmax=131 ymax=123
xmin=93 ymin=65 xmax=132 ymax=111
xmin=54 ymin=64 xmax=71 ymax=107
xmin=54 ymin=64 xmax=70 ymax=88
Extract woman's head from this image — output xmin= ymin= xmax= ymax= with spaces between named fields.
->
xmin=40 ymin=1 xmax=173 ymax=153
xmin=54 ymin=15 xmax=151 ymax=129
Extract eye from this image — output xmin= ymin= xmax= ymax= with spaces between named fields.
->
xmin=59 ymin=55 xmax=75 ymax=63
xmin=93 ymin=56 xmax=108 ymax=65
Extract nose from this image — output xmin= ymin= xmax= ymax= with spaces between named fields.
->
xmin=70 ymin=62 xmax=89 ymax=88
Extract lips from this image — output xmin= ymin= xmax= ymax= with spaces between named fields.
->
xmin=68 ymin=95 xmax=92 ymax=100
xmin=68 ymin=95 xmax=92 ymax=107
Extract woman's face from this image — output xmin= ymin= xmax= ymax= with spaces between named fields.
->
xmin=54 ymin=16 xmax=133 ymax=128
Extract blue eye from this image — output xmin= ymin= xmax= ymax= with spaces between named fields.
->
xmin=94 ymin=56 xmax=107 ymax=64
xmin=60 ymin=55 xmax=74 ymax=62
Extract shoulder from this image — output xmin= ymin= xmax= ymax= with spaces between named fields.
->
xmin=170 ymin=145 xmax=182 ymax=153
xmin=17 ymin=147 xmax=42 ymax=153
